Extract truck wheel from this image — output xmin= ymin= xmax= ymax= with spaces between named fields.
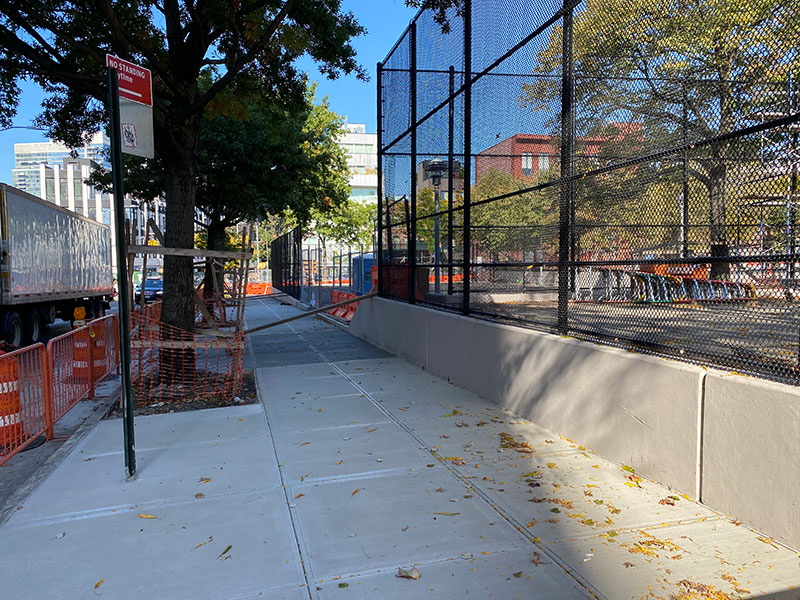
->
xmin=1 ymin=312 xmax=24 ymax=347
xmin=92 ymin=299 xmax=106 ymax=318
xmin=24 ymin=309 xmax=44 ymax=345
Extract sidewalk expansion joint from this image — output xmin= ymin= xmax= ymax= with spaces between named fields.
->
xmin=247 ymin=305 xmax=315 ymax=600
xmin=3 ymin=487 xmax=277 ymax=531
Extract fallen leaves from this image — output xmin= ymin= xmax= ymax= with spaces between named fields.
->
xmin=757 ymin=536 xmax=778 ymax=548
xmin=435 ymin=487 xmax=446 ymax=493
xmin=294 ymin=493 xmax=305 ymax=499
xmin=431 ymin=512 xmax=460 ymax=516
xmin=352 ymin=488 xmax=361 ymax=496
xmin=335 ymin=460 xmax=343 ymax=465
xmin=526 ymin=520 xmax=538 ymax=527
xmin=299 ymin=441 xmax=311 ymax=447
xmin=94 ymin=579 xmax=104 ymax=590
xmin=194 ymin=493 xmax=205 ymax=499
xmin=675 ymin=579 xmax=737 ymax=600
xmin=531 ymin=552 xmax=548 ymax=566
xmin=137 ymin=514 xmax=157 ymax=520
xmin=338 ymin=582 xmax=349 ymax=588
xmin=623 ymin=561 xmax=635 ymax=568
xmin=513 ymin=571 xmax=523 ymax=578
xmin=192 ymin=536 xmax=213 ymax=550
xmin=217 ymin=545 xmax=232 ymax=560
xmin=499 ymin=432 xmax=533 ymax=454
xmin=198 ymin=477 xmax=211 ymax=484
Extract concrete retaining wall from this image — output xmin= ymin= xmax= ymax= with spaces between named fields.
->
xmin=349 ymin=296 xmax=799 ymax=548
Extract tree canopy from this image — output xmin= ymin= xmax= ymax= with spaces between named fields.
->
xmin=0 ymin=0 xmax=366 ymax=332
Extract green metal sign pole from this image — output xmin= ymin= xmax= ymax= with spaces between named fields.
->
xmin=106 ymin=67 xmax=136 ymax=480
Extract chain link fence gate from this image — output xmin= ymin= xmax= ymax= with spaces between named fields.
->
xmin=377 ymin=0 xmax=800 ymax=383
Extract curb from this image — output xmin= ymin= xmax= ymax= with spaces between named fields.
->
xmin=0 ymin=378 xmax=121 ymax=527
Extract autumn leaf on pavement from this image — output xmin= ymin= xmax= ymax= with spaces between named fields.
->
xmin=531 ymin=552 xmax=548 ymax=566
xmin=352 ymin=488 xmax=361 ymax=496
xmin=137 ymin=514 xmax=157 ymax=519
xmin=198 ymin=477 xmax=211 ymax=484
xmin=94 ymin=579 xmax=104 ymax=590
xmin=623 ymin=562 xmax=635 ymax=568
xmin=396 ymin=567 xmax=421 ymax=580
xmin=217 ymin=545 xmax=232 ymax=560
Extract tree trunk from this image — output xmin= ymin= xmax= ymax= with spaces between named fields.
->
xmin=708 ymin=163 xmax=729 ymax=278
xmin=203 ymin=219 xmax=227 ymax=298
xmin=160 ymin=134 xmax=199 ymax=384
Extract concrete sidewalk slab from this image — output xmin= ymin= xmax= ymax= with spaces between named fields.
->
xmin=274 ymin=422 xmax=430 ymax=484
xmin=549 ymin=518 xmax=800 ymax=599
xmin=289 ymin=467 xmax=526 ymax=581
xmin=1 ymin=489 xmax=304 ymax=600
xmin=266 ymin=394 xmax=390 ymax=434
xmin=0 ymin=403 xmax=307 ymax=600
xmin=314 ymin=549 xmax=590 ymax=600
xmin=77 ymin=405 xmax=269 ymax=454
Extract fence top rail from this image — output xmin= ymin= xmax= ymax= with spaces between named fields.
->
xmin=0 ymin=342 xmax=45 ymax=360
xmin=46 ymin=324 xmax=90 ymax=348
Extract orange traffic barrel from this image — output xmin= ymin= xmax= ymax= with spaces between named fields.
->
xmin=73 ymin=327 xmax=105 ymax=380
xmin=0 ymin=355 xmax=22 ymax=447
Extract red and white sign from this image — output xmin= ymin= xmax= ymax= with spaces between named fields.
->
xmin=106 ymin=54 xmax=152 ymax=107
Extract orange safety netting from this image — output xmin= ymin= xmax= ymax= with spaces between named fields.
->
xmin=130 ymin=306 xmax=245 ymax=406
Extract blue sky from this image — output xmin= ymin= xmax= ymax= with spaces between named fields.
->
xmin=0 ymin=0 xmax=419 ymax=184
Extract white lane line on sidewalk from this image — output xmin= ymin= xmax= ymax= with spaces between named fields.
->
xmin=247 ymin=299 xmax=314 ymax=600
xmin=257 ymin=297 xmax=602 ymax=599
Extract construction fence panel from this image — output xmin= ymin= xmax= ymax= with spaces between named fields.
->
xmin=0 ymin=344 xmax=49 ymax=467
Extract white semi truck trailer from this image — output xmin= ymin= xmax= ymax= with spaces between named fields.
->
xmin=0 ymin=183 xmax=114 ymax=346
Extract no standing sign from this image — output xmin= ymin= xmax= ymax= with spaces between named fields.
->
xmin=106 ymin=54 xmax=154 ymax=159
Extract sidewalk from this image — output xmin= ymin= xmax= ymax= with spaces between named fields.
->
xmin=0 ymin=297 xmax=797 ymax=599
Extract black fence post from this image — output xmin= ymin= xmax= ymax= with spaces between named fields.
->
xmin=558 ymin=0 xmax=575 ymax=335
xmin=448 ymin=65 xmax=455 ymax=296
xmin=377 ymin=61 xmax=384 ymax=296
xmin=462 ymin=0 xmax=472 ymax=316
xmin=682 ymin=82 xmax=690 ymax=258
xmin=409 ymin=22 xmax=418 ymax=304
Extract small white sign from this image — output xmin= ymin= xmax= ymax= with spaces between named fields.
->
xmin=119 ymin=98 xmax=154 ymax=159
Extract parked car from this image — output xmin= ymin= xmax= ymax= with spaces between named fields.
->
xmin=134 ymin=278 xmax=164 ymax=302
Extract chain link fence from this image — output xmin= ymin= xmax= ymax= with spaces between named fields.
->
xmin=378 ymin=0 xmax=800 ymax=383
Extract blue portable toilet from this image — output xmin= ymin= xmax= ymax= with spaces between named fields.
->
xmin=352 ymin=254 xmax=374 ymax=295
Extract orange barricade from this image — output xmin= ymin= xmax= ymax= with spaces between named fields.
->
xmin=328 ymin=291 xmax=341 ymax=316
xmin=47 ymin=314 xmax=119 ymax=424
xmin=343 ymin=294 xmax=358 ymax=321
xmin=0 ymin=344 xmax=49 ymax=467
xmin=245 ymin=283 xmax=273 ymax=295
xmin=48 ymin=327 xmax=94 ymax=422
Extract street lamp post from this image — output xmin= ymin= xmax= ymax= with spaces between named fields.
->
xmin=424 ymin=159 xmax=449 ymax=295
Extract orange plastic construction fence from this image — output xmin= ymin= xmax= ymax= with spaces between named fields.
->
xmin=130 ymin=311 xmax=245 ymax=405
xmin=0 ymin=344 xmax=50 ymax=467
xmin=327 ymin=291 xmax=361 ymax=322
xmin=47 ymin=314 xmax=120 ymax=425
xmin=245 ymin=283 xmax=272 ymax=295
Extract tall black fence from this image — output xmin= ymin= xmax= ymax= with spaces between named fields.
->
xmin=270 ymin=226 xmax=302 ymax=301
xmin=378 ymin=0 xmax=800 ymax=382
